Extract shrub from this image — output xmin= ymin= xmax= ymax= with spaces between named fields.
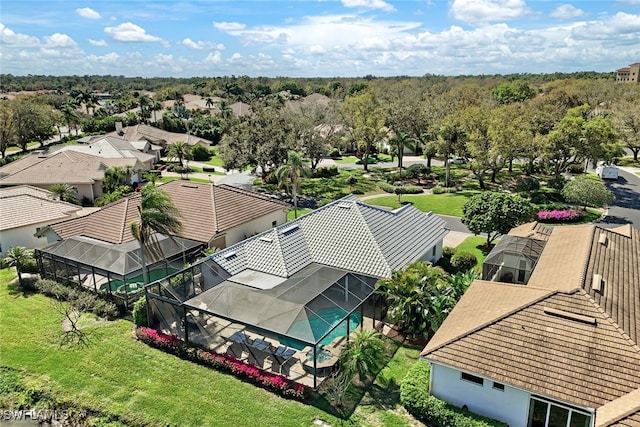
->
xmin=312 ymin=166 xmax=339 ymax=178
xmin=405 ymin=164 xmax=430 ymax=180
xmin=514 ymin=177 xmax=540 ymax=192
xmin=401 ymin=362 xmax=507 ymax=427
xmin=132 ymin=296 xmax=148 ymax=327
xmin=450 ymin=251 xmax=478 ymax=273
xmin=397 ymin=186 xmax=423 ymax=194
xmin=134 ymin=327 xmax=306 ymax=400
xmin=547 ymin=176 xmax=566 ymax=190
xmin=190 ymin=145 xmax=211 ymax=161
xmin=202 ymin=166 xmax=216 ymax=173
xmin=34 ymin=279 xmax=120 ymax=320
xmin=537 ymin=209 xmax=581 ymax=223
xmin=567 ymin=163 xmax=585 ymax=174
xmin=329 ymin=148 xmax=341 ymax=158
xmin=378 ymin=182 xmax=395 ymax=193
xmin=432 ymin=185 xmax=445 ymax=194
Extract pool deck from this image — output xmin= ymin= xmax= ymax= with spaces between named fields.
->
xmin=181 ymin=312 xmax=378 ymax=388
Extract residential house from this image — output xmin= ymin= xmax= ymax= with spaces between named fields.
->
xmin=108 ymin=123 xmax=214 ymax=148
xmin=615 ymin=63 xmax=640 ymax=83
xmin=40 ymin=181 xmax=289 ymax=249
xmin=145 ymin=195 xmax=450 ymax=388
xmin=0 ymin=150 xmax=144 ymax=201
xmin=421 ymin=223 xmax=640 ymax=427
xmin=0 ymin=186 xmax=83 ymax=255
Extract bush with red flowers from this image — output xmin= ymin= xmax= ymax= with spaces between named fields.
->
xmin=536 ymin=209 xmax=581 ymax=223
xmin=134 ymin=327 xmax=306 ymax=400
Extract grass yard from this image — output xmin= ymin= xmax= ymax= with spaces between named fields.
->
xmin=365 ymin=191 xmax=478 ymax=217
xmin=157 ymin=176 xmax=212 ymax=184
xmin=0 ymin=269 xmax=424 ymax=427
xmin=203 ymin=156 xmax=225 ymax=167
xmin=453 ymin=236 xmax=495 ymax=268
xmin=0 ymin=271 xmax=340 ymax=427
xmin=288 ymin=208 xmax=313 ymax=220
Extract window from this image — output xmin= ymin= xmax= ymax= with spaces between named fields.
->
xmin=461 ymin=372 xmax=484 ymax=386
xmin=272 ymin=220 xmax=277 ymax=227
xmin=527 ymin=397 xmax=592 ymax=427
xmin=432 ymin=246 xmax=437 ymax=256
xmin=493 ymin=382 xmax=505 ymax=391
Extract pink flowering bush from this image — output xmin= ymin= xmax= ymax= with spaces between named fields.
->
xmin=537 ymin=209 xmax=581 ymax=222
xmin=135 ymin=327 xmax=306 ymax=400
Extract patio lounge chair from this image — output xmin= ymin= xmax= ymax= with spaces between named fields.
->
xmin=270 ymin=346 xmax=296 ymax=374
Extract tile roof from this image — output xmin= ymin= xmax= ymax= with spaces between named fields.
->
xmin=51 ymin=137 xmax=155 ymax=163
xmin=507 ymin=221 xmax=553 ymax=241
xmin=0 ymin=186 xmax=81 ymax=231
xmin=48 ymin=182 xmax=288 ymax=245
xmin=423 ymin=223 xmax=640 ymax=411
xmin=211 ymin=196 xmax=449 ymax=279
xmin=111 ymin=124 xmax=213 ymax=147
xmin=0 ymin=151 xmax=109 ymax=185
xmin=596 ymin=389 xmax=640 ymax=427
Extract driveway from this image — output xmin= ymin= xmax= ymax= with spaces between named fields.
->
xmin=595 ymin=167 xmax=640 ymax=228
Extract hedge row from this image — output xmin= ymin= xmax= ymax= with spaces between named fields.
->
xmin=378 ymin=182 xmax=423 ymax=194
xmin=135 ymin=327 xmax=307 ymax=400
xmin=34 ymin=279 xmax=121 ymax=320
xmin=400 ymin=362 xmax=507 ymax=427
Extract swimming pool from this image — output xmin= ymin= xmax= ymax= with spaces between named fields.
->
xmin=99 ymin=267 xmax=180 ymax=294
xmin=281 ymin=307 xmax=362 ymax=350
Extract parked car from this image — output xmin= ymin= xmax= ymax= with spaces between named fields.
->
xmin=596 ymin=161 xmax=618 ymax=180
xmin=450 ymin=156 xmax=467 ymax=164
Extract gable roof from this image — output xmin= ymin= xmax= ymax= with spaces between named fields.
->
xmin=211 ymin=196 xmax=449 ymax=279
xmin=110 ymin=124 xmax=213 ymax=147
xmin=423 ymin=223 xmax=640 ymax=410
xmin=51 ymin=137 xmax=155 ymax=164
xmin=0 ymin=186 xmax=82 ymax=231
xmin=47 ymin=182 xmax=288 ymax=245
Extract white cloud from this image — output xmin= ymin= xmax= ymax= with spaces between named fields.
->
xmin=88 ymin=39 xmax=107 ymax=47
xmin=203 ymin=51 xmax=222 ymax=64
xmin=88 ymin=52 xmax=120 ymax=63
xmin=571 ymin=12 xmax=640 ymax=40
xmin=182 ymin=38 xmax=224 ymax=50
xmin=43 ymin=33 xmax=77 ymax=48
xmin=76 ymin=7 xmax=101 ymax=20
xmin=450 ymin=0 xmax=530 ymax=23
xmin=213 ymin=21 xmax=246 ymax=31
xmin=104 ymin=22 xmax=162 ymax=43
xmin=341 ymin=0 xmax=396 ymax=12
xmin=0 ymin=23 xmax=39 ymax=47
xmin=551 ymin=4 xmax=586 ymax=19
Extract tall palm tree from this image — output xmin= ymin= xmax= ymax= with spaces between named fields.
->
xmin=2 ymin=246 xmax=34 ymax=287
xmin=276 ymin=150 xmax=310 ymax=219
xmin=130 ymin=185 xmax=183 ymax=285
xmin=60 ymin=102 xmax=80 ymax=136
xmin=339 ymin=330 xmax=386 ymax=383
xmin=151 ymin=100 xmax=163 ymax=123
xmin=102 ymin=166 xmax=127 ymax=194
xmin=167 ymin=141 xmax=190 ymax=168
xmin=389 ymin=132 xmax=412 ymax=172
xmin=48 ymin=183 xmax=79 ymax=204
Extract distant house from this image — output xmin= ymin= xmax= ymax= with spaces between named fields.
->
xmin=0 ymin=186 xmax=83 ymax=255
xmin=421 ymin=223 xmax=640 ymax=427
xmin=229 ymin=101 xmax=251 ymax=117
xmin=615 ymin=62 xmax=640 ymax=83
xmin=40 ymin=181 xmax=289 ymax=249
xmin=0 ymin=151 xmax=144 ymax=201
xmin=108 ymin=123 xmax=214 ymax=148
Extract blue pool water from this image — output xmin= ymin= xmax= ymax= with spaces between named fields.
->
xmin=281 ymin=307 xmax=362 ymax=350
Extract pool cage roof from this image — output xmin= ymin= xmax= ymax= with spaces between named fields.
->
xmin=184 ymin=261 xmax=378 ymax=346
xmin=483 ymin=235 xmax=547 ymax=270
xmin=38 ymin=234 xmax=204 ymax=277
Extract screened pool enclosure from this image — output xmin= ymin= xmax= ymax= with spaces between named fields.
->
xmin=482 ymin=235 xmax=546 ymax=284
xmin=35 ymin=234 xmax=204 ymax=307
xmin=145 ymin=258 xmax=383 ymax=388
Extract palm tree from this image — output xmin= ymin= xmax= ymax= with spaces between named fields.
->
xmin=48 ymin=183 xmax=79 ymax=204
xmin=151 ymin=100 xmax=163 ymax=123
xmin=61 ymin=102 xmax=80 ymax=136
xmin=2 ymin=246 xmax=34 ymax=287
xmin=389 ymin=132 xmax=412 ymax=172
xmin=138 ymin=94 xmax=152 ymax=124
xmin=205 ymin=97 xmax=215 ymax=111
xmin=276 ymin=151 xmax=311 ymax=219
xmin=339 ymin=330 xmax=386 ymax=383
xmin=130 ymin=185 xmax=183 ymax=285
xmin=102 ymin=166 xmax=127 ymax=194
xmin=167 ymin=141 xmax=190 ymax=168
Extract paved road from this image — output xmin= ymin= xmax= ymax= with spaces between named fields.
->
xmin=596 ymin=168 xmax=640 ymax=229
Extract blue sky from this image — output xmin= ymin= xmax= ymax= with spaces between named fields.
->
xmin=1 ymin=0 xmax=639 ymax=77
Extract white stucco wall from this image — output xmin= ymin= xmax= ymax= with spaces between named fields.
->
xmin=419 ymin=240 xmax=444 ymax=264
xmin=0 ymin=221 xmax=61 ymax=255
xmin=222 ymin=210 xmax=288 ymax=247
xmin=430 ymin=362 xmax=531 ymax=427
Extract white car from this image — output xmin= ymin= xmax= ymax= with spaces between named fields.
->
xmin=450 ymin=156 xmax=467 ymax=164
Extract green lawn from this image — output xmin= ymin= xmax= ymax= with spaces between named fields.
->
xmin=203 ymin=156 xmax=225 ymax=167
xmin=157 ymin=176 xmax=211 ymax=184
xmin=0 ymin=269 xmax=422 ymax=426
xmin=334 ymin=156 xmax=360 ymax=164
xmin=288 ymin=208 xmax=313 ymax=220
xmin=365 ymin=191 xmax=478 ymax=217
xmin=453 ymin=236 xmax=495 ymax=268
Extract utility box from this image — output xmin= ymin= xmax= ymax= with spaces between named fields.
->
xmin=596 ymin=162 xmax=619 ymax=180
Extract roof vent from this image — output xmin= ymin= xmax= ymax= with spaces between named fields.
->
xmin=598 ymin=233 xmax=608 ymax=246
xmin=259 ymin=237 xmax=273 ymax=243
xmin=337 ymin=202 xmax=352 ymax=209
xmin=181 ymin=184 xmax=199 ymax=189
xmin=223 ymin=251 xmax=236 ymax=260
xmin=592 ymin=274 xmax=603 ymax=292
xmin=543 ymin=307 xmax=597 ymax=326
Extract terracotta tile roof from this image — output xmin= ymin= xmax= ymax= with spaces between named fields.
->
xmin=596 ymin=389 xmax=640 ymax=427
xmin=425 ymin=290 xmax=640 ymax=408
xmin=507 ymin=221 xmax=553 ymax=241
xmin=48 ymin=182 xmax=287 ymax=245
xmin=0 ymin=152 xmax=49 ymax=177
xmin=0 ymin=151 xmax=110 ymax=185
xmin=0 ymin=187 xmax=82 ymax=231
xmin=526 ymin=224 xmax=595 ymax=291
xmin=423 ymin=223 xmax=640 ymax=410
